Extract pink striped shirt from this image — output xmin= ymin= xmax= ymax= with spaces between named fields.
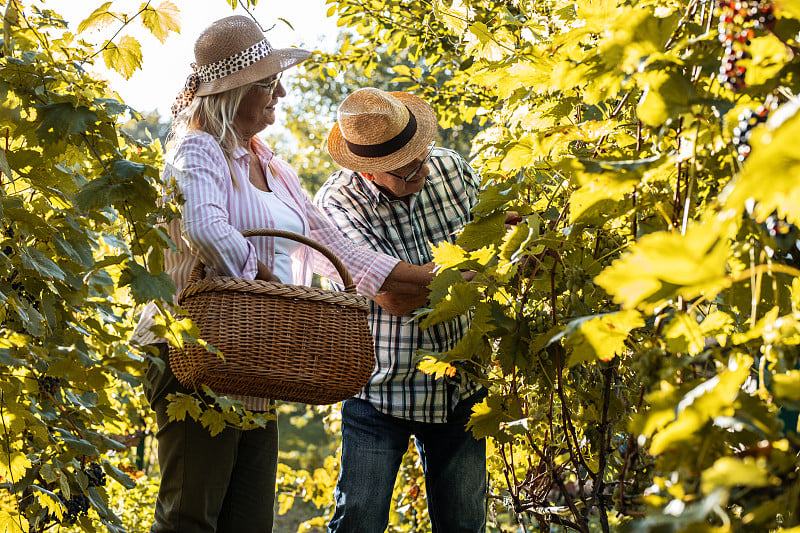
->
xmin=133 ymin=132 xmax=399 ymax=410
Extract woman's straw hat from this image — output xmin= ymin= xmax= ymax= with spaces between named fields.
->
xmin=327 ymin=88 xmax=438 ymax=173
xmin=193 ymin=15 xmax=310 ymax=96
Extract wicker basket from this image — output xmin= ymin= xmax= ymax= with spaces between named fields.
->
xmin=169 ymin=229 xmax=375 ymax=405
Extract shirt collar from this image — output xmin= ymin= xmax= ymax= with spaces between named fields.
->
xmin=233 ymin=137 xmax=275 ymax=165
xmin=250 ymin=136 xmax=275 ymax=164
xmin=356 ymin=172 xmax=383 ymax=204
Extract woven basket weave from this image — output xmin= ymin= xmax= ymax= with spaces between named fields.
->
xmin=169 ymin=229 xmax=375 ymax=405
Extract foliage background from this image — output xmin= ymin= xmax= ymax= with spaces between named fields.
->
xmin=4 ymin=0 xmax=800 ymax=532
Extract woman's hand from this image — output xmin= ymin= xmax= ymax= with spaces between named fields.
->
xmin=256 ymin=260 xmax=281 ymax=282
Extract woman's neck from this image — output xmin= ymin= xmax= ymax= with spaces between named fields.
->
xmin=238 ymin=135 xmax=253 ymax=149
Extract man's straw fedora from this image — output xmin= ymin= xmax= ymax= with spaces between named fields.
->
xmin=194 ymin=15 xmax=310 ymax=97
xmin=327 ymin=88 xmax=438 ymax=173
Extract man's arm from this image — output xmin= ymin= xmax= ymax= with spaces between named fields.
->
xmin=374 ymin=261 xmax=435 ymax=315
xmin=314 ymin=184 xmax=436 ymax=315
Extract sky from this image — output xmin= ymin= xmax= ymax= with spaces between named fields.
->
xmin=62 ymin=0 xmax=339 ymax=118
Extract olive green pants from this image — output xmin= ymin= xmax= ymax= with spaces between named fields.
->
xmin=145 ymin=344 xmax=278 ymax=533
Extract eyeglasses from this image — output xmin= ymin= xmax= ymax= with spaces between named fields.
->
xmin=252 ymin=72 xmax=282 ymax=94
xmin=387 ymin=143 xmax=436 ymax=182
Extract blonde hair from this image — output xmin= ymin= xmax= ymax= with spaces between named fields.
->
xmin=169 ymin=85 xmax=253 ymax=172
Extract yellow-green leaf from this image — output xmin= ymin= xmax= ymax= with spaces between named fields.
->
xmin=420 ymin=282 xmax=482 ymax=328
xmin=595 ymin=224 xmax=730 ymax=312
xmin=700 ymin=457 xmax=773 ymax=494
xmin=467 ymin=395 xmax=515 ymax=441
xmin=417 ymin=356 xmax=457 ymax=380
xmin=37 ymin=491 xmax=63 ymax=522
xmin=77 ymin=2 xmax=116 ymax=33
xmin=200 ymin=409 xmax=227 ymax=437
xmin=500 ymin=139 xmax=537 ymax=171
xmin=102 ymin=35 xmax=143 ymax=80
xmin=744 ymin=34 xmax=790 ymax=86
xmin=699 ymin=311 xmax=735 ymax=338
xmin=732 ymin=307 xmax=781 ymax=345
xmin=568 ymin=310 xmax=644 ymax=365
xmin=140 ymin=1 xmax=181 ymax=44
xmin=569 ymin=174 xmax=638 ymax=224
xmin=0 ymin=510 xmax=28 ymax=533
xmin=649 ymin=355 xmax=751 ymax=454
xmin=0 ymin=451 xmax=31 ymax=482
xmin=500 ymin=220 xmax=540 ymax=262
xmin=725 ymin=105 xmax=800 ymax=226
xmin=636 ymin=69 xmax=692 ymax=127
xmin=431 ymin=241 xmax=469 ymax=270
xmin=165 ymin=393 xmax=202 ymax=422
xmin=772 ymin=370 xmax=800 ymax=401
xmin=466 ymin=23 xmax=513 ymax=60
xmin=663 ymin=312 xmax=705 ymax=355
xmin=432 ymin=0 xmax=470 ymax=34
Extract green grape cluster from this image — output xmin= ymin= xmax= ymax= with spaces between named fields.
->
xmin=565 ymin=265 xmax=586 ymax=292
xmin=595 ymin=237 xmax=624 ymax=267
xmin=529 ymin=303 xmax=554 ymax=332
xmin=567 ymin=362 xmax=599 ymax=390
xmin=564 ymin=265 xmax=591 ymax=312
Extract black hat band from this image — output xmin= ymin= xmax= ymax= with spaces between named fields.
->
xmin=344 ymin=107 xmax=417 ymax=158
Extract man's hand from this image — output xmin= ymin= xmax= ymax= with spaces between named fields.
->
xmin=505 ymin=210 xmax=522 ymax=228
xmin=374 ymin=261 xmax=435 ymax=316
xmin=373 ymin=286 xmax=429 ymax=316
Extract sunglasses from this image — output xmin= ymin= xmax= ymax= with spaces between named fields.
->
xmin=387 ymin=143 xmax=436 ymax=182
xmin=252 ymin=72 xmax=282 ymax=94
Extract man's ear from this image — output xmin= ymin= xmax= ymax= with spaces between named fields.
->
xmin=361 ymin=172 xmax=376 ymax=182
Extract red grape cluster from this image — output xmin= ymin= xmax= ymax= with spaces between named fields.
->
xmin=732 ymin=104 xmax=770 ymax=160
xmin=57 ymin=493 xmax=90 ymax=524
xmin=83 ymin=462 xmax=107 ymax=488
xmin=717 ymin=0 xmax=776 ymax=90
xmin=37 ymin=376 xmax=61 ymax=395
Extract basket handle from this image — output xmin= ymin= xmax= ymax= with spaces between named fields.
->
xmin=187 ymin=229 xmax=357 ymax=292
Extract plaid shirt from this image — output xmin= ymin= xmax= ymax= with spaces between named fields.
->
xmin=315 ymin=147 xmax=482 ymax=423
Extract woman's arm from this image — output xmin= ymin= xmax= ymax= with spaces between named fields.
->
xmin=176 ymin=134 xmax=259 ymax=279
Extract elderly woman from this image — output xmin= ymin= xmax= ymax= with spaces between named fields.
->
xmin=133 ymin=15 xmax=432 ymax=533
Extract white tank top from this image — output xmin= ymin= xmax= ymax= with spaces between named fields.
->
xmin=256 ymin=188 xmax=304 ymax=284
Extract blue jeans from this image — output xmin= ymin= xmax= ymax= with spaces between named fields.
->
xmin=329 ymin=391 xmax=487 ymax=533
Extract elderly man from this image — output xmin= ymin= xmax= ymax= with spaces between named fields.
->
xmin=314 ymin=87 xmax=486 ymax=533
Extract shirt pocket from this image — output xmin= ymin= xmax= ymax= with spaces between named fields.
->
xmin=426 ymin=200 xmax=469 ymax=245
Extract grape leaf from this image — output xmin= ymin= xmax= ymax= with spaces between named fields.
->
xmin=467 ymin=395 xmax=515 ymax=442
xmin=568 ymin=309 xmax=644 ymax=365
xmin=165 ymin=393 xmax=202 ymax=422
xmin=0 ymin=510 xmax=28 ymax=533
xmin=700 ymin=457 xmax=773 ymax=494
xmin=0 ymin=452 xmax=31 ymax=482
xmin=140 ymin=1 xmax=180 ymax=44
xmin=35 ymin=103 xmax=98 ymax=144
xmin=102 ymin=35 xmax=143 ymax=80
xmin=77 ymin=2 xmax=116 ymax=33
